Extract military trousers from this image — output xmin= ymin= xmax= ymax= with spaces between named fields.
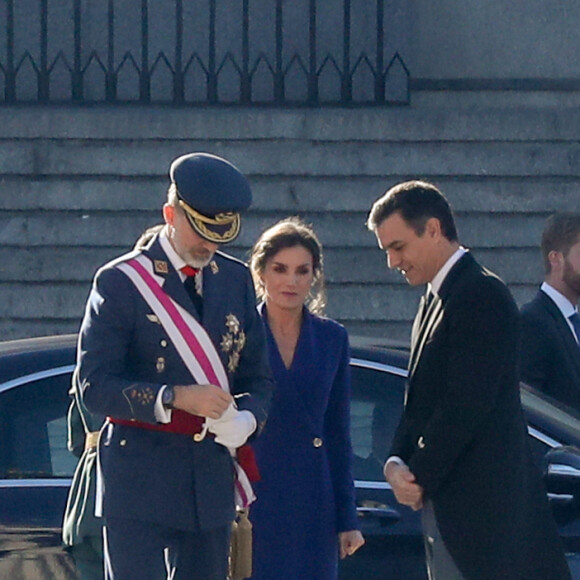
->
xmin=104 ymin=516 xmax=230 ymax=580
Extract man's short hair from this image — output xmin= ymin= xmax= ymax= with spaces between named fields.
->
xmin=366 ymin=180 xmax=458 ymax=242
xmin=541 ymin=213 xmax=580 ymax=273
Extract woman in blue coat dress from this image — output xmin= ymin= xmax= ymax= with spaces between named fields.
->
xmin=249 ymin=218 xmax=364 ymax=579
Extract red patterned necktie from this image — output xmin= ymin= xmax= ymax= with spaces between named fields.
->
xmin=180 ymin=265 xmax=199 ymax=277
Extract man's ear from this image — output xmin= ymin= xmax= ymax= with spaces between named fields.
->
xmin=163 ymin=203 xmax=175 ymax=226
xmin=548 ymin=249 xmax=564 ymax=272
xmin=425 ymin=217 xmax=442 ymax=239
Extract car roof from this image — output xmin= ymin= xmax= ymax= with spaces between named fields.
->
xmin=0 ymin=334 xmax=77 ymax=355
xmin=521 ymin=384 xmax=580 ymax=447
xmin=0 ymin=334 xmax=77 ymax=386
xmin=349 ymin=335 xmax=409 ymax=369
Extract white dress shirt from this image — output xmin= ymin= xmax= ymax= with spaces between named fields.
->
xmin=540 ymin=281 xmax=579 ymax=344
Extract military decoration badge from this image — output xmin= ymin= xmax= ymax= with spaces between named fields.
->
xmin=153 ymin=260 xmax=169 ymax=275
xmin=221 ymin=314 xmax=246 ymax=373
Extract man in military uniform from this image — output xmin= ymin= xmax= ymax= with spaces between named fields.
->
xmin=77 ymin=152 xmax=273 ymax=580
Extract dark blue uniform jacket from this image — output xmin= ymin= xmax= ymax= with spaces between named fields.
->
xmin=77 ymin=235 xmax=273 ymax=532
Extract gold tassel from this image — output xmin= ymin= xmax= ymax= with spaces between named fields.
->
xmin=229 ymin=508 xmax=253 ymax=580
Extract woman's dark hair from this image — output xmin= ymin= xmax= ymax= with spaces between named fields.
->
xmin=250 ymin=217 xmax=326 ymax=314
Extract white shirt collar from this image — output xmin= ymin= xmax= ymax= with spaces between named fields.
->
xmin=158 ymin=227 xmax=188 ymax=279
xmin=540 ymin=282 xmax=577 ymax=318
xmin=428 ymin=247 xmax=467 ymax=296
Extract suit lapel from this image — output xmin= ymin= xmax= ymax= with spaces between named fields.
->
xmin=408 ymin=253 xmax=474 ymax=381
xmin=538 ymin=291 xmax=580 ymax=375
xmin=409 ymin=295 xmax=443 ymax=379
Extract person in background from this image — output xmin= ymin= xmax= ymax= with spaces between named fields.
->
xmin=248 ymin=217 xmax=364 ymax=580
xmin=367 ymin=180 xmax=570 ymax=580
xmin=62 ymin=369 xmax=105 ymax=580
xmin=76 ymin=152 xmax=273 ymax=580
xmin=520 ymin=213 xmax=580 ymax=410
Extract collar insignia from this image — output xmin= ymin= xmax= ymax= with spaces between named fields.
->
xmin=210 ymin=261 xmax=219 ymax=274
xmin=154 ymin=260 xmax=169 ymax=274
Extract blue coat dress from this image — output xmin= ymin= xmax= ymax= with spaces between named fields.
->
xmin=250 ymin=306 xmax=359 ymax=580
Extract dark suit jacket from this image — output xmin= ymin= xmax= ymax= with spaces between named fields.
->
xmin=78 ymin=235 xmax=273 ymax=532
xmin=520 ymin=289 xmax=580 ymax=410
xmin=390 ymin=252 xmax=569 ymax=580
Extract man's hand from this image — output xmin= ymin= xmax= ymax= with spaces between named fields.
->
xmin=384 ymin=461 xmax=424 ymax=511
xmin=172 ymin=384 xmax=233 ymax=419
xmin=339 ymin=530 xmax=365 ymax=559
xmin=206 ymin=403 xmax=256 ymax=448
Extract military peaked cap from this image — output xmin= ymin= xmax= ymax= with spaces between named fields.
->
xmin=170 ymin=152 xmax=252 ymax=243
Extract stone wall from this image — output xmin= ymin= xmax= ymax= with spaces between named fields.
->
xmin=1 ymin=104 xmax=578 ymax=342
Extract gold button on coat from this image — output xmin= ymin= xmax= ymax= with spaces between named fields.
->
xmin=313 ymin=437 xmax=323 ymax=448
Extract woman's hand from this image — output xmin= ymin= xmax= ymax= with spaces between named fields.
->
xmin=339 ymin=530 xmax=365 ymax=559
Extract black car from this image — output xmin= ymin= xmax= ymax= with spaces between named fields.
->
xmin=1 ymin=334 xmax=580 ymax=579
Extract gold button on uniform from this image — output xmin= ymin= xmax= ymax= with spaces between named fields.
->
xmin=120 ymin=439 xmax=127 ymax=446
xmin=313 ymin=437 xmax=323 ymax=448
xmin=160 ymin=340 xmax=168 ymax=347
xmin=417 ymin=436 xmax=426 ymax=449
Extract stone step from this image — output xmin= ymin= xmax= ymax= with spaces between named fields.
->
xmin=1 ymin=106 xmax=580 ymax=141
xmin=0 ymin=320 xmax=79 ymax=342
xmin=0 ymin=246 xmax=544 ymax=285
xmin=3 ymin=139 xmax=580 ymax=177
xmin=0 ymin=279 xmax=538 ymax=323
xmin=0 ymin=105 xmax=575 ymax=342
xmin=1 ymin=176 xmax=578 ymax=213
xmin=0 ymin=211 xmax=553 ymax=249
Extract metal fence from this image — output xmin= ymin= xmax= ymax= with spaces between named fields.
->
xmin=0 ymin=0 xmax=410 ymax=106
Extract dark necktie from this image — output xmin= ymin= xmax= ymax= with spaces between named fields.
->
xmin=180 ymin=266 xmax=203 ymax=317
xmin=420 ymin=290 xmax=434 ymax=324
xmin=568 ymin=312 xmax=580 ymax=345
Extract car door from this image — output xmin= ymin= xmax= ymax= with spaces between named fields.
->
xmin=0 ymin=364 xmax=79 ymax=580
xmin=339 ymin=358 xmax=426 ymax=580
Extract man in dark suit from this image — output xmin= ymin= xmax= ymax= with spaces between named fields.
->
xmin=520 ymin=213 xmax=580 ymax=410
xmin=366 ymin=181 xmax=569 ymax=580
xmin=77 ymin=153 xmax=273 ymax=580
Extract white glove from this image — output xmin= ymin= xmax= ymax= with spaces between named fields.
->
xmin=206 ymin=403 xmax=256 ymax=449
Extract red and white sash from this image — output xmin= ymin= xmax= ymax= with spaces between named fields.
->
xmin=116 ymin=254 xmax=255 ymax=507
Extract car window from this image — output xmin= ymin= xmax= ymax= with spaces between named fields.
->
xmin=350 ymin=363 xmax=405 ymax=482
xmin=0 ymin=373 xmax=76 ymax=479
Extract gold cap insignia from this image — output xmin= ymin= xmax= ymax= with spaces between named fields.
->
xmin=178 ymin=199 xmax=241 ymax=244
